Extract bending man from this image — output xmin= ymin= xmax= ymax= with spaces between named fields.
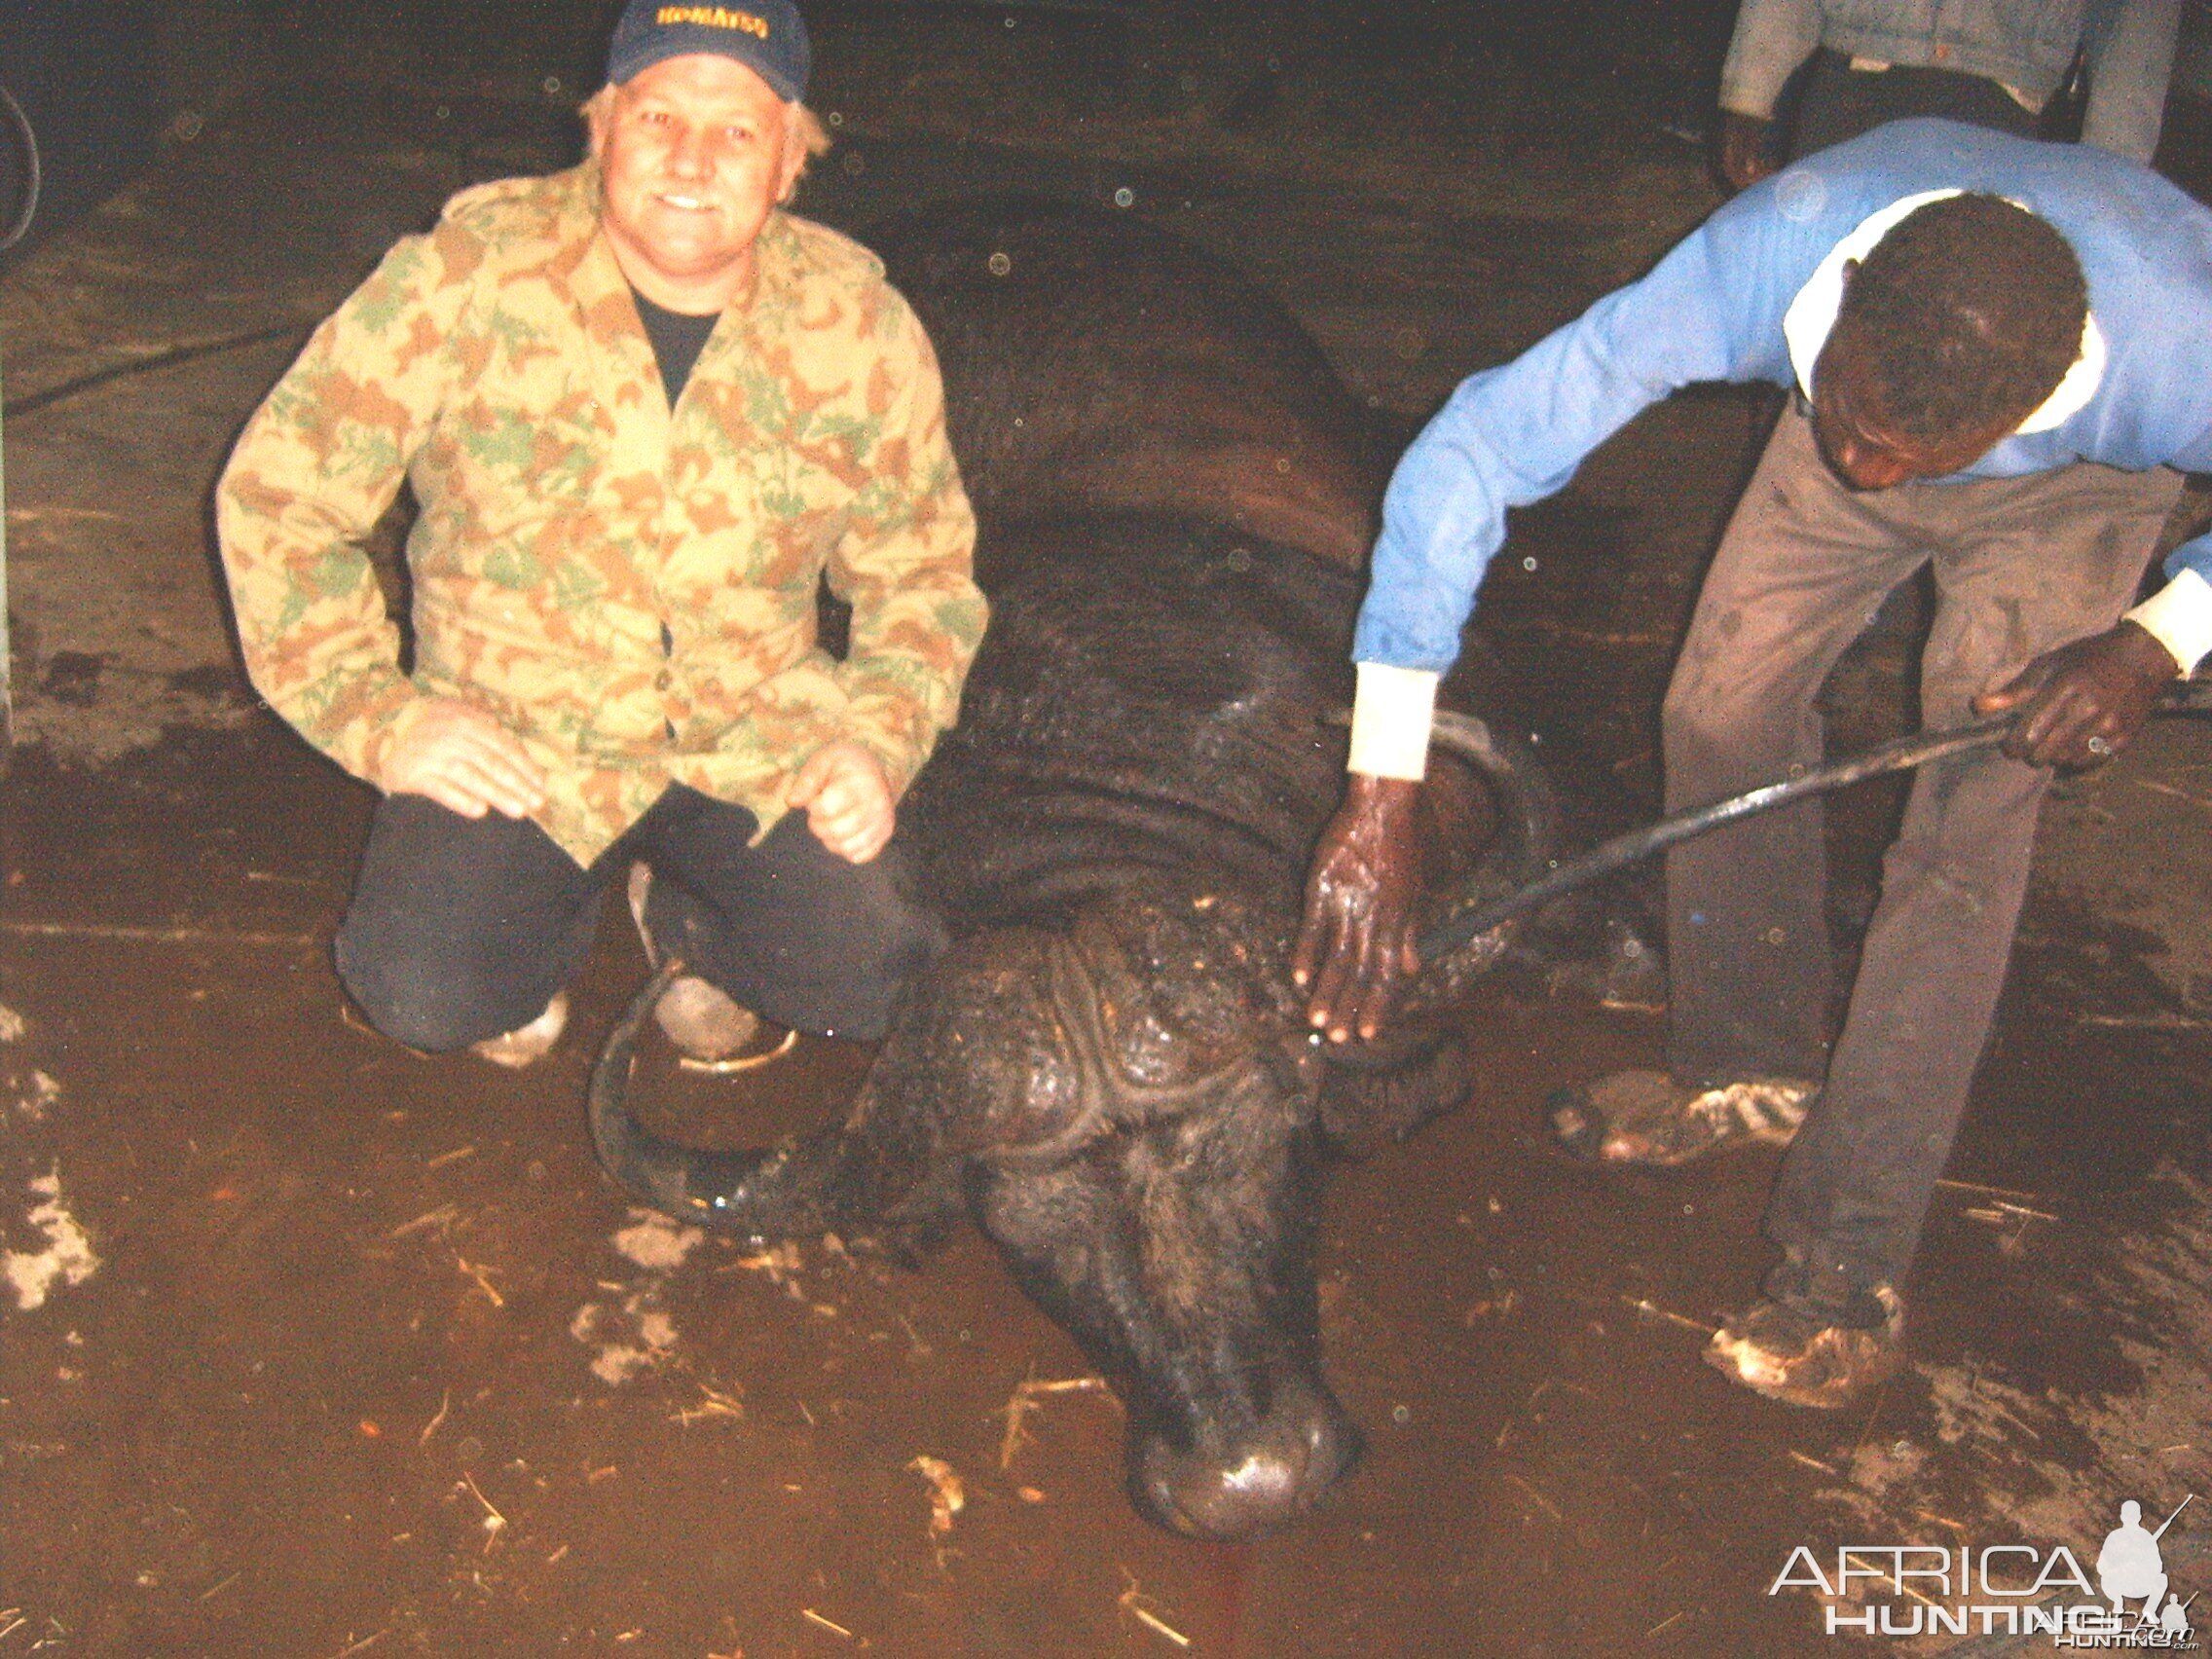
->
xmin=1298 ymin=120 xmax=2212 ymax=1408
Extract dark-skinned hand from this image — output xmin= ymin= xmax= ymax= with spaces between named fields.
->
xmin=1716 ymin=111 xmax=1778 ymax=195
xmin=1971 ymin=620 xmax=2180 ymax=768
xmin=1292 ymin=774 xmax=1423 ymax=1043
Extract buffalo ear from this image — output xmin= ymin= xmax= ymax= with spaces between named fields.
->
xmin=1314 ymin=1028 xmax=1473 ymax=1157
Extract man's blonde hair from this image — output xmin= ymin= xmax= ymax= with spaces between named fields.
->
xmin=579 ymin=85 xmax=831 ymax=202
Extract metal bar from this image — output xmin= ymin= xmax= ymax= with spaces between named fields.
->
xmin=1 ymin=325 xmax=12 ymax=772
xmin=1417 ymin=680 xmax=2212 ymax=964
xmin=1417 ymin=715 xmax=2015 ymax=961
xmin=1 ymin=323 xmax=303 ymax=421
xmin=0 ymin=920 xmax=316 ymax=947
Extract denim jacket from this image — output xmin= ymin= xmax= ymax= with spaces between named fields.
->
xmin=1719 ymin=0 xmax=2182 ymax=161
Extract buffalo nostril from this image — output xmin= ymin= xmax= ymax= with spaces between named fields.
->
xmin=1130 ymin=1381 xmax=1362 ymax=1542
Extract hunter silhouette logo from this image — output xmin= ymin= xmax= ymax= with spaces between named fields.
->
xmin=1772 ymin=1493 xmax=2198 ymax=1644
xmin=2099 ymin=1499 xmax=2195 ymax=1640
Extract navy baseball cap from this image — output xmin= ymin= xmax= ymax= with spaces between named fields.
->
xmin=606 ymin=0 xmax=811 ymax=102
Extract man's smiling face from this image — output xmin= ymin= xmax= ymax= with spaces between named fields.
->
xmin=589 ymin=53 xmax=803 ymax=313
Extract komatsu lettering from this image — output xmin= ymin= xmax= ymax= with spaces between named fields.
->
xmin=654 ymin=7 xmax=771 ymax=39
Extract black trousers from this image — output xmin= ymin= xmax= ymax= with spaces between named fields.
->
xmin=334 ymin=786 xmax=946 ymax=1050
xmin=1663 ymin=407 xmax=2183 ymax=1297
xmin=1789 ymin=49 xmax=2040 ymax=160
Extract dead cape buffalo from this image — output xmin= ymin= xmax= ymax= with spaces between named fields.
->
xmin=589 ymin=198 xmax=1554 ymax=1541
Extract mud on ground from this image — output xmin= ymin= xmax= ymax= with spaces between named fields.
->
xmin=5 ymin=4 xmax=2212 ymax=1654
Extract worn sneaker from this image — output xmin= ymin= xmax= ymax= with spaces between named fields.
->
xmin=625 ymin=863 xmax=761 ymax=1062
xmin=1704 ymin=1285 xmax=1906 ymax=1409
xmin=1546 ymin=1069 xmax=1816 ymax=1166
xmin=469 ymin=990 xmax=569 ymax=1069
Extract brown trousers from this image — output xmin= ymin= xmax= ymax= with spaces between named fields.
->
xmin=1662 ymin=404 xmax=2183 ymax=1294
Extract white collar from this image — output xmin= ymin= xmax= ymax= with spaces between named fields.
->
xmin=1782 ymin=187 xmax=2104 ymax=437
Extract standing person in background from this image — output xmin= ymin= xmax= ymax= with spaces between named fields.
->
xmin=1715 ymin=0 xmax=2183 ymax=190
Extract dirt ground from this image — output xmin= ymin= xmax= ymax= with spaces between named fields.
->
xmin=6 ymin=3 xmax=2212 ymax=1654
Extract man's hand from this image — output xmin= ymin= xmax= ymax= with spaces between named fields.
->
xmin=378 ymin=697 xmax=549 ymax=820
xmin=1972 ymin=620 xmax=2181 ymax=768
xmin=1292 ymin=774 xmax=1424 ymax=1044
xmin=1716 ymin=111 xmax=1778 ymax=194
xmin=789 ymin=742 xmax=896 ymax=864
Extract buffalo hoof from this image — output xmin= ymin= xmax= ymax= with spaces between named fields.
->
xmin=1130 ymin=1376 xmax=1362 ymax=1542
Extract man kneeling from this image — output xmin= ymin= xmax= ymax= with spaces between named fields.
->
xmin=218 ymin=0 xmax=982 ymax=1065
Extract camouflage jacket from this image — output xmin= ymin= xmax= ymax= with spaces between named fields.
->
xmin=218 ymin=161 xmax=983 ymax=866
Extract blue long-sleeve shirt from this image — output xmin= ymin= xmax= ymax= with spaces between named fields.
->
xmin=1354 ymin=120 xmax=2212 ymax=680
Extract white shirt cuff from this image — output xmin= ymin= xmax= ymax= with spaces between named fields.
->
xmin=1347 ymin=662 xmax=1439 ymax=781
xmin=2124 ymin=569 xmax=2212 ymax=677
